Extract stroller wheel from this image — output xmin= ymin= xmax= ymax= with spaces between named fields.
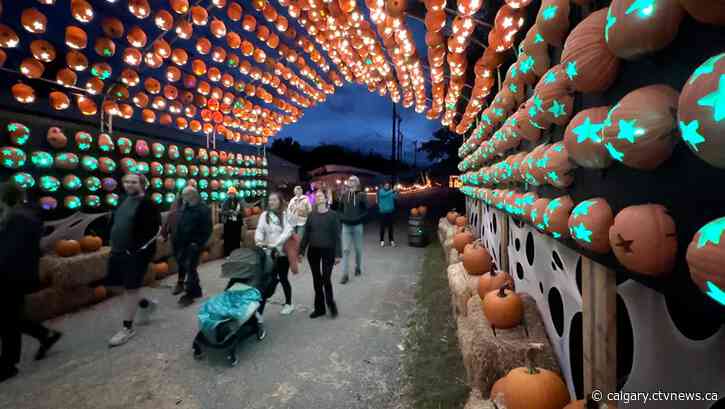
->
xmin=227 ymin=352 xmax=239 ymax=367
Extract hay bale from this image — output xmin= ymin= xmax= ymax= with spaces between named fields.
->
xmin=244 ymin=214 xmax=260 ymax=230
xmin=448 ymin=263 xmax=480 ymax=318
xmin=24 ymin=288 xmax=61 ymax=322
xmin=464 ymin=390 xmax=496 ymax=409
xmin=40 ymin=247 xmax=111 ymax=289
xmin=449 ymin=248 xmax=461 ymax=265
xmin=457 ymin=294 xmax=560 ymax=399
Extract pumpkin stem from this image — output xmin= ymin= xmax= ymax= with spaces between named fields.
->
xmin=525 ymin=343 xmax=544 ymax=375
xmin=497 ymin=283 xmax=510 ymax=298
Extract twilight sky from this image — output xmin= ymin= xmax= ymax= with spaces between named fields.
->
xmin=276 ymin=18 xmax=443 ymax=162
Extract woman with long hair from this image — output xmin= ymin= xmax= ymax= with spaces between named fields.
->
xmin=287 ymin=185 xmax=312 ymax=240
xmin=299 ymin=190 xmax=342 ymax=318
xmin=254 ymin=192 xmax=295 ymax=318
xmin=0 ymin=184 xmax=62 ymax=382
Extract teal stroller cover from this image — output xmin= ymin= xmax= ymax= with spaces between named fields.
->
xmin=197 ymin=283 xmax=262 ymax=345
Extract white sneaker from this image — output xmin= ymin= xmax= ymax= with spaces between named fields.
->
xmin=380 ymin=241 xmax=385 ymax=247
xmin=255 ymin=311 xmax=264 ymax=324
xmin=108 ymin=327 xmax=136 ymax=347
xmin=136 ymin=298 xmax=158 ymax=325
xmin=280 ymin=304 xmax=295 ymax=315
xmin=391 ymin=241 xmax=396 ymax=247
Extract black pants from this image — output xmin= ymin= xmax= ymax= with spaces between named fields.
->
xmin=259 ymin=255 xmax=291 ymax=314
xmin=223 ymin=220 xmax=243 ymax=256
xmin=0 ymin=292 xmax=49 ymax=369
xmin=176 ymin=243 xmax=202 ymax=296
xmin=308 ymin=247 xmax=336 ymax=313
xmin=380 ymin=213 xmax=394 ymax=242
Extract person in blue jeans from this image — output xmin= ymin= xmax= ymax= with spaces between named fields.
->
xmin=338 ymin=175 xmax=368 ymax=285
xmin=377 ymin=181 xmax=399 ymax=247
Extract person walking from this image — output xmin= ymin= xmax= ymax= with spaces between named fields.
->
xmin=221 ymin=187 xmax=243 ymax=257
xmin=173 ymin=187 xmax=213 ymax=307
xmin=299 ymin=190 xmax=341 ymax=319
xmin=105 ymin=173 xmax=162 ymax=347
xmin=287 ymin=185 xmax=312 ymax=240
xmin=338 ymin=175 xmax=368 ymax=285
xmin=162 ymin=193 xmax=184 ymax=295
xmin=255 ymin=192 xmax=294 ymax=316
xmin=0 ymin=184 xmax=62 ymax=382
xmin=377 ymin=180 xmax=399 ymax=247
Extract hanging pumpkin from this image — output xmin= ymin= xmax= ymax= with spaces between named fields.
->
xmin=500 ymin=345 xmax=571 ymax=409
xmin=64 ymin=195 xmax=82 ymax=210
xmin=609 ymin=204 xmax=677 ymax=276
xmin=54 ymin=153 xmax=79 ymax=170
xmin=568 ymin=198 xmax=614 ymax=254
xmin=678 ymin=0 xmax=725 ymax=25
xmin=7 ymin=122 xmax=30 ymax=146
xmin=686 ymin=217 xmax=725 ymax=305
xmin=39 ymin=196 xmax=58 ymax=211
xmin=677 ymin=52 xmax=725 ymax=168
xmin=564 ymin=106 xmax=612 ymax=169
xmin=535 ymin=0 xmax=570 ymax=47
xmin=55 ymin=239 xmax=81 ymax=257
xmin=62 ymin=174 xmax=82 ymax=191
xmin=135 ymin=139 xmax=150 ymax=157
xmin=462 ymin=241 xmax=492 ymax=275
xmin=605 ymin=0 xmax=685 ymax=60
xmin=99 ymin=157 xmax=116 ymax=174
xmin=541 ymin=143 xmax=575 ymax=189
xmin=560 ymin=8 xmax=620 ymax=93
xmin=482 ymin=284 xmax=524 ymax=329
xmin=79 ymin=234 xmax=102 ymax=253
xmin=116 ymin=137 xmax=132 ymax=155
xmin=602 ymin=85 xmax=679 ymax=170
xmin=477 ymin=270 xmax=513 ymax=298
xmin=11 ymin=83 xmax=35 ymax=104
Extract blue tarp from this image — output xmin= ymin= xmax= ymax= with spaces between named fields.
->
xmin=197 ymin=283 xmax=262 ymax=345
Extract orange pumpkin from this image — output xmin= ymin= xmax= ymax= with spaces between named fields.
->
xmin=65 ymin=26 xmax=87 ymax=50
xmin=602 ymin=85 xmax=678 ymax=170
xmin=11 ymin=83 xmax=35 ymax=104
xmin=462 ymin=241 xmax=492 ymax=275
xmin=66 ymin=50 xmax=88 ymax=71
xmin=482 ymin=284 xmax=524 ymax=329
xmin=564 ymin=106 xmax=612 ymax=169
xmin=543 ymin=195 xmax=574 ymax=239
xmin=452 ymin=229 xmax=475 ymax=254
xmin=530 ymin=198 xmax=550 ymax=228
xmin=79 ymin=235 xmax=102 ymax=252
xmin=55 ymin=239 xmax=81 ymax=257
xmin=252 ymin=206 xmax=262 ymax=215
xmin=30 ymin=39 xmax=56 ymax=63
xmin=678 ymin=0 xmax=725 ymax=25
xmin=677 ymin=52 xmax=725 ymax=168
xmin=101 ymin=16 xmax=125 ymax=38
xmin=535 ymin=0 xmax=570 ymax=47
xmin=490 ymin=377 xmax=507 ymax=404
xmin=47 ymin=127 xmax=68 ymax=149
xmin=567 ymin=198 xmax=614 ymax=254
xmin=93 ymin=286 xmax=108 ymax=301
xmin=501 ymin=345 xmax=570 ymax=409
xmin=541 ymin=143 xmax=575 ymax=189
xmin=418 ymin=206 xmax=427 ymax=216
xmin=478 ymin=270 xmax=513 ymax=297
xmin=21 ymin=8 xmax=47 ymax=34
xmin=609 ymin=204 xmax=677 ymax=276
xmin=686 ymin=217 xmax=725 ymax=301
xmin=151 ymin=262 xmax=169 ymax=276
xmin=49 ymin=91 xmax=70 ymax=110
xmin=605 ymin=0 xmax=685 ymax=60
xmin=0 ymin=24 xmax=20 ymax=48
xmin=560 ymin=8 xmax=620 ymax=93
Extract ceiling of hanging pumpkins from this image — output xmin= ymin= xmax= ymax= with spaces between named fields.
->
xmin=0 ymin=0 xmax=529 ymax=149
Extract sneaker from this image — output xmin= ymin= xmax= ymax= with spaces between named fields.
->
xmin=255 ymin=311 xmax=264 ymax=324
xmin=329 ymin=303 xmax=338 ymax=318
xmin=178 ymin=294 xmax=195 ymax=307
xmin=340 ymin=274 xmax=349 ymax=285
xmin=136 ymin=299 xmax=158 ymax=325
xmin=390 ymin=241 xmax=396 ymax=247
xmin=380 ymin=241 xmax=385 ymax=247
xmin=172 ymin=282 xmax=184 ymax=295
xmin=108 ymin=327 xmax=136 ymax=347
xmin=35 ymin=330 xmax=63 ymax=361
xmin=0 ymin=366 xmax=18 ymax=383
xmin=309 ymin=311 xmax=325 ymax=319
xmin=280 ymin=304 xmax=295 ymax=315
xmin=256 ymin=324 xmax=266 ymax=340
xmin=354 ymin=268 xmax=361 ymax=276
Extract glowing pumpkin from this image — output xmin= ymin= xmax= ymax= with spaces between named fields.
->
xmin=116 ymin=137 xmax=132 ymax=154
xmin=31 ymin=151 xmax=54 ymax=169
xmin=605 ymin=0 xmax=685 ymax=60
xmin=168 ymin=145 xmax=180 ymax=160
xmin=54 ymin=153 xmax=79 ymax=170
xmin=120 ymin=157 xmax=137 ymax=173
xmin=535 ymin=0 xmax=570 ymax=47
xmin=80 ymin=155 xmax=99 ymax=172
xmin=135 ymin=139 xmax=150 ymax=157
xmin=568 ymin=198 xmax=614 ymax=254
xmin=542 ymin=196 xmax=574 ymax=239
xmin=11 ymin=83 xmax=35 ymax=104
xmin=102 ymin=177 xmax=117 ymax=192
xmin=99 ymin=157 xmax=116 ymax=173
xmin=687 ymin=217 xmax=725 ymax=305
xmin=164 ymin=163 xmax=176 ymax=176
xmin=62 ymin=174 xmax=82 ymax=191
xmin=64 ymin=195 xmax=82 ymax=210
xmin=7 ymin=123 xmax=30 ymax=146
xmin=84 ymin=195 xmax=101 ymax=208
xmin=105 ymin=193 xmax=120 ymax=207
xmin=11 ymin=172 xmax=35 ymax=190
xmin=75 ymin=131 xmax=93 ymax=151
xmin=39 ymin=196 xmax=58 ymax=211
xmin=564 ymin=106 xmax=612 ymax=169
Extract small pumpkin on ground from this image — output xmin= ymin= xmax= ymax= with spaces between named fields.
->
xmin=151 ymin=261 xmax=169 ymax=276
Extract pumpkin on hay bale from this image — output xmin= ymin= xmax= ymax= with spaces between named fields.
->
xmin=453 ymin=229 xmax=475 ymax=253
xmin=447 ymin=210 xmax=459 ymax=225
xmin=55 ymin=239 xmax=81 ymax=257
xmin=482 ymin=284 xmax=524 ymax=330
xmin=462 ymin=241 xmax=492 ymax=275
xmin=478 ymin=270 xmax=513 ymax=298
xmin=79 ymin=234 xmax=102 ymax=253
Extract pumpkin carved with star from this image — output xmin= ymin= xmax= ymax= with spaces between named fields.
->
xmin=609 ymin=204 xmax=677 ymax=276
xmin=677 ymin=52 xmax=725 ymax=168
xmin=605 ymin=0 xmax=685 ymax=60
xmin=543 ymin=196 xmax=574 ymax=239
xmin=568 ymin=198 xmax=614 ymax=254
xmin=686 ymin=217 xmax=725 ymax=306
xmin=564 ymin=106 xmax=612 ymax=169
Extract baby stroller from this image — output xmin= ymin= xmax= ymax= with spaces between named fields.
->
xmin=192 ymin=247 xmax=272 ymax=366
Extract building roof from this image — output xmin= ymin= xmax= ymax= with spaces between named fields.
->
xmin=308 ymin=164 xmax=387 ymax=178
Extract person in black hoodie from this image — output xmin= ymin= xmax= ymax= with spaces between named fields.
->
xmin=106 ymin=174 xmax=162 ymax=347
xmin=338 ymin=175 xmax=368 ymax=284
xmin=173 ymin=186 xmax=213 ymax=307
xmin=0 ymin=184 xmax=62 ymax=382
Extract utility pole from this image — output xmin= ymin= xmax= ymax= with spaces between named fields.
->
xmin=391 ymin=102 xmax=397 ymax=178
xmin=413 ymin=140 xmax=418 ymax=168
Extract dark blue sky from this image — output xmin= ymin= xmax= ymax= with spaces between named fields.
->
xmin=276 ymin=16 xmax=442 ymax=162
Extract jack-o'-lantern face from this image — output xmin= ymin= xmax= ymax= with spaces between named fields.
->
xmin=0 ymin=24 xmax=20 ymax=48
xmin=117 ymin=137 xmax=132 ymax=154
xmin=98 ymin=133 xmax=114 ymax=152
xmin=55 ymin=152 xmax=79 ymax=170
xmin=81 ymin=155 xmax=99 ymax=172
xmin=168 ymin=145 xmax=180 ymax=160
xmin=99 ymin=157 xmax=116 ymax=173
xmin=75 ymin=131 xmax=93 ymax=151
xmin=7 ymin=123 xmax=30 ymax=146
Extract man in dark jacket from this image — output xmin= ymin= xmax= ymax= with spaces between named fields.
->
xmin=106 ymin=174 xmax=162 ymax=347
xmin=0 ymin=184 xmax=62 ymax=382
xmin=338 ymin=175 xmax=368 ymax=284
xmin=173 ymin=186 xmax=213 ymax=307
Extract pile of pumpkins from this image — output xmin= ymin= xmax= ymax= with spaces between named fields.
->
xmin=243 ymin=206 xmax=263 ymax=217
xmin=410 ymin=205 xmax=428 ymax=217
xmin=446 ymin=210 xmax=467 ymax=227
xmin=54 ymin=234 xmax=102 ymax=257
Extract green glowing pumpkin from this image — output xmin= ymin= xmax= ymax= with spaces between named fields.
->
xmin=11 ymin=172 xmax=35 ymax=190
xmin=1 ymin=147 xmax=27 ymax=169
xmin=31 ymin=151 xmax=54 ymax=169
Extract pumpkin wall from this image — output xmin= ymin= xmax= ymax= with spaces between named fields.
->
xmin=459 ymin=1 xmax=725 ymax=407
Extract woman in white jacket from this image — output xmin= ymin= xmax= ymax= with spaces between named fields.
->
xmin=255 ymin=192 xmax=295 ymax=316
xmin=287 ymin=185 xmax=312 ymax=239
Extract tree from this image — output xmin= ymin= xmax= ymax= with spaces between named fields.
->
xmin=421 ymin=127 xmax=460 ymax=165
xmin=270 ymin=137 xmax=303 ymax=164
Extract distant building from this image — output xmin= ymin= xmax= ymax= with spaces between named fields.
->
xmin=267 ymin=153 xmax=301 ymax=190
xmin=308 ymin=164 xmax=389 ymax=189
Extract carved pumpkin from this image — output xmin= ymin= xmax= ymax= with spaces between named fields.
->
xmin=22 ymin=8 xmax=48 ymax=34
xmin=462 ymin=241 xmax=492 ymax=275
xmin=150 ymin=192 xmax=163 ymax=204
xmin=564 ymin=106 xmax=612 ymax=169
xmin=677 ymin=52 xmax=725 ymax=168
xmin=135 ymin=162 xmax=149 ymax=174
xmin=11 ymin=172 xmax=35 ymax=190
xmin=0 ymin=24 xmax=20 ymax=48
xmin=62 ymin=174 xmax=82 ymax=191
xmin=605 ymin=0 xmax=685 ymax=60
xmin=65 ymin=26 xmax=87 ymax=49
xmin=105 ymin=193 xmax=120 ymax=207
xmin=609 ymin=204 xmax=677 ymax=276
xmin=168 ymin=145 xmax=180 ymax=160
xmin=482 ymin=285 xmax=524 ymax=329
xmin=66 ymin=50 xmax=88 ymax=71
xmin=150 ymin=177 xmax=162 ymax=190
xmin=120 ymin=157 xmax=137 ymax=173
xmin=568 ymin=198 xmax=614 ymax=254
xmin=74 ymin=131 xmax=92 ymax=151
xmin=80 ymin=155 xmax=99 ymax=172
xmin=30 ymin=40 xmax=56 ymax=63
xmin=49 ymin=91 xmax=70 ymax=110
xmin=534 ymin=65 xmax=574 ymax=126
xmin=164 ymin=163 xmax=176 ymax=176
xmin=535 ymin=0 xmax=570 ymax=47
xmin=104 ymin=177 xmax=119 ymax=192
xmin=39 ymin=176 xmax=60 ymax=193
xmin=478 ymin=270 xmax=513 ymax=297
xmin=135 ymin=139 xmax=150 ymax=157
xmin=560 ymin=9 xmax=620 ymax=93
xmin=80 ymin=235 xmax=102 ymax=253
xmin=678 ymin=0 xmax=725 ymax=25
xmin=501 ymin=346 xmax=571 ymax=409
xmin=99 ymin=157 xmax=116 ymax=174
xmin=687 ymin=217 xmax=725 ymax=304
xmin=54 ymin=153 xmax=79 ymax=170
xmin=45 ymin=128 xmax=67 ymax=150
xmin=102 ymin=16 xmax=124 ymax=38
xmin=541 ymin=143 xmax=575 ymax=189
xmin=116 ymin=137 xmax=132 ymax=155
xmin=151 ymin=142 xmax=165 ymax=158
xmin=453 ymin=229 xmax=475 ymax=254
xmin=64 ymin=195 xmax=82 ymax=210
xmin=55 ymin=239 xmax=81 ymax=257
xmin=30 ymin=151 xmax=53 ymax=169
xmin=39 ymin=196 xmax=58 ymax=211
xmin=6 ymin=123 xmax=30 ymax=146
xmin=531 ymin=198 xmax=551 ymax=229
xmin=602 ymin=85 xmax=679 ymax=170
xmin=542 ymin=196 xmax=574 ymax=239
